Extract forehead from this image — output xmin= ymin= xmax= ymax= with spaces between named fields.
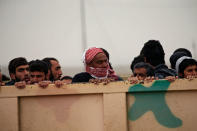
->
xmin=185 ymin=65 xmax=197 ymax=69
xmin=30 ymin=71 xmax=45 ymax=75
xmin=16 ymin=65 xmax=29 ymax=69
xmin=92 ymin=53 xmax=107 ymax=62
xmin=134 ymin=67 xmax=147 ymax=73
xmin=50 ymin=60 xmax=59 ymax=66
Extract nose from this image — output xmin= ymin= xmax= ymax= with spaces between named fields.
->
xmin=137 ymin=75 xmax=142 ymax=80
xmin=101 ymin=61 xmax=108 ymax=68
xmin=192 ymin=70 xmax=197 ymax=75
xmin=59 ymin=70 xmax=62 ymax=77
xmin=24 ymin=69 xmax=29 ymax=75
xmin=137 ymin=75 xmax=145 ymax=80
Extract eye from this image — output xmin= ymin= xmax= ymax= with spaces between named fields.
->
xmin=96 ymin=61 xmax=103 ymax=64
xmin=18 ymin=68 xmax=24 ymax=72
xmin=187 ymin=69 xmax=193 ymax=72
xmin=56 ymin=66 xmax=61 ymax=71
xmin=36 ymin=75 xmax=42 ymax=78
xmin=31 ymin=75 xmax=35 ymax=78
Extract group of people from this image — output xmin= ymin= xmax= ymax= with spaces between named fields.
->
xmin=129 ymin=40 xmax=197 ymax=83
xmin=0 ymin=39 xmax=197 ymax=88
xmin=0 ymin=57 xmax=72 ymax=88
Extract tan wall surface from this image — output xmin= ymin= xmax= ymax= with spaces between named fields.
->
xmin=0 ymin=79 xmax=197 ymax=131
xmin=0 ymin=97 xmax=18 ymax=131
xmin=20 ymin=94 xmax=103 ymax=131
xmin=127 ymin=91 xmax=197 ymax=131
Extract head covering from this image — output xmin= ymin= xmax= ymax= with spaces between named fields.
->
xmin=82 ymin=47 xmax=118 ymax=80
xmin=175 ymin=56 xmax=192 ymax=73
xmin=170 ymin=52 xmax=189 ymax=69
xmin=82 ymin=47 xmax=103 ymax=65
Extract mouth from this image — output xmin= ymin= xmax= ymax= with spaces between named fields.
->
xmin=58 ymin=75 xmax=62 ymax=80
xmin=24 ymin=77 xmax=30 ymax=82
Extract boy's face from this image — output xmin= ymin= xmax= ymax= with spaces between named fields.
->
xmin=30 ymin=71 xmax=46 ymax=84
xmin=184 ymin=65 xmax=197 ymax=78
xmin=14 ymin=65 xmax=30 ymax=82
xmin=134 ymin=67 xmax=147 ymax=80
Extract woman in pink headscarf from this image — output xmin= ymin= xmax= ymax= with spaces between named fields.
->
xmin=72 ymin=47 xmax=120 ymax=83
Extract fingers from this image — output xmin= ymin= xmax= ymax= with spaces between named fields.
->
xmin=38 ymin=81 xmax=51 ymax=88
xmin=128 ymin=76 xmax=157 ymax=84
xmin=186 ymin=75 xmax=195 ymax=81
xmin=54 ymin=80 xmax=64 ymax=88
xmin=89 ymin=78 xmax=115 ymax=85
xmin=0 ymin=82 xmax=5 ymax=86
xmin=165 ymin=76 xmax=177 ymax=82
xmin=128 ymin=77 xmax=139 ymax=84
xmin=14 ymin=81 xmax=26 ymax=89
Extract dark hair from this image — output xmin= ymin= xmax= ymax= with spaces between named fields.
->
xmin=170 ymin=52 xmax=188 ymax=69
xmin=134 ymin=62 xmax=154 ymax=77
xmin=173 ymin=48 xmax=192 ymax=57
xmin=140 ymin=40 xmax=165 ymax=67
xmin=178 ymin=59 xmax=197 ymax=78
xmin=100 ymin=48 xmax=109 ymax=60
xmin=100 ymin=48 xmax=113 ymax=69
xmin=8 ymin=57 xmax=28 ymax=74
xmin=42 ymin=57 xmax=59 ymax=81
xmin=61 ymin=76 xmax=73 ymax=80
xmin=130 ymin=55 xmax=145 ymax=72
xmin=29 ymin=60 xmax=48 ymax=75
xmin=42 ymin=57 xmax=58 ymax=70
xmin=2 ymin=74 xmax=10 ymax=81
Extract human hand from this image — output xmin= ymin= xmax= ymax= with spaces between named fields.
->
xmin=15 ymin=81 xmax=26 ymax=89
xmin=165 ymin=76 xmax=178 ymax=82
xmin=54 ymin=80 xmax=64 ymax=88
xmin=38 ymin=80 xmax=52 ymax=88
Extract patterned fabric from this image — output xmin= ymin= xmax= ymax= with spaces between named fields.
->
xmin=84 ymin=47 xmax=103 ymax=64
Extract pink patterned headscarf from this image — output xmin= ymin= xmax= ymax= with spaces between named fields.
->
xmin=84 ymin=47 xmax=103 ymax=64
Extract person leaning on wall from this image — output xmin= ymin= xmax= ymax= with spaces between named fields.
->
xmin=72 ymin=47 xmax=122 ymax=84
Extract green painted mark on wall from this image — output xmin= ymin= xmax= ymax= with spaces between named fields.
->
xmin=128 ymin=80 xmax=182 ymax=128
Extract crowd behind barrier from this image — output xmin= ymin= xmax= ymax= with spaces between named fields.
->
xmin=1 ymin=39 xmax=197 ymax=131
xmin=0 ymin=40 xmax=197 ymax=88
xmin=1 ymin=79 xmax=197 ymax=131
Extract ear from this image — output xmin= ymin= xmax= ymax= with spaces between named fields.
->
xmin=10 ymin=73 xmax=16 ymax=80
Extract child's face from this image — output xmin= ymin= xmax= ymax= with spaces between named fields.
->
xmin=184 ymin=65 xmax=197 ymax=78
xmin=134 ymin=67 xmax=147 ymax=80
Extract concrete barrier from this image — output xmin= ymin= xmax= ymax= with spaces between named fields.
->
xmin=0 ymin=79 xmax=197 ymax=131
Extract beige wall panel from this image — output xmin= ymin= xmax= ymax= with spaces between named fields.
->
xmin=127 ymin=91 xmax=197 ymax=131
xmin=20 ymin=94 xmax=104 ymax=131
xmin=0 ymin=97 xmax=18 ymax=131
xmin=103 ymin=93 xmax=127 ymax=131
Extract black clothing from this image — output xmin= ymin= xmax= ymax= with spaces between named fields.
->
xmin=72 ymin=72 xmax=93 ymax=83
xmin=5 ymin=80 xmax=16 ymax=86
xmin=72 ymin=72 xmax=122 ymax=83
xmin=154 ymin=64 xmax=177 ymax=79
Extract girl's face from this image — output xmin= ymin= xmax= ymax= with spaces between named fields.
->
xmin=184 ymin=65 xmax=197 ymax=78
